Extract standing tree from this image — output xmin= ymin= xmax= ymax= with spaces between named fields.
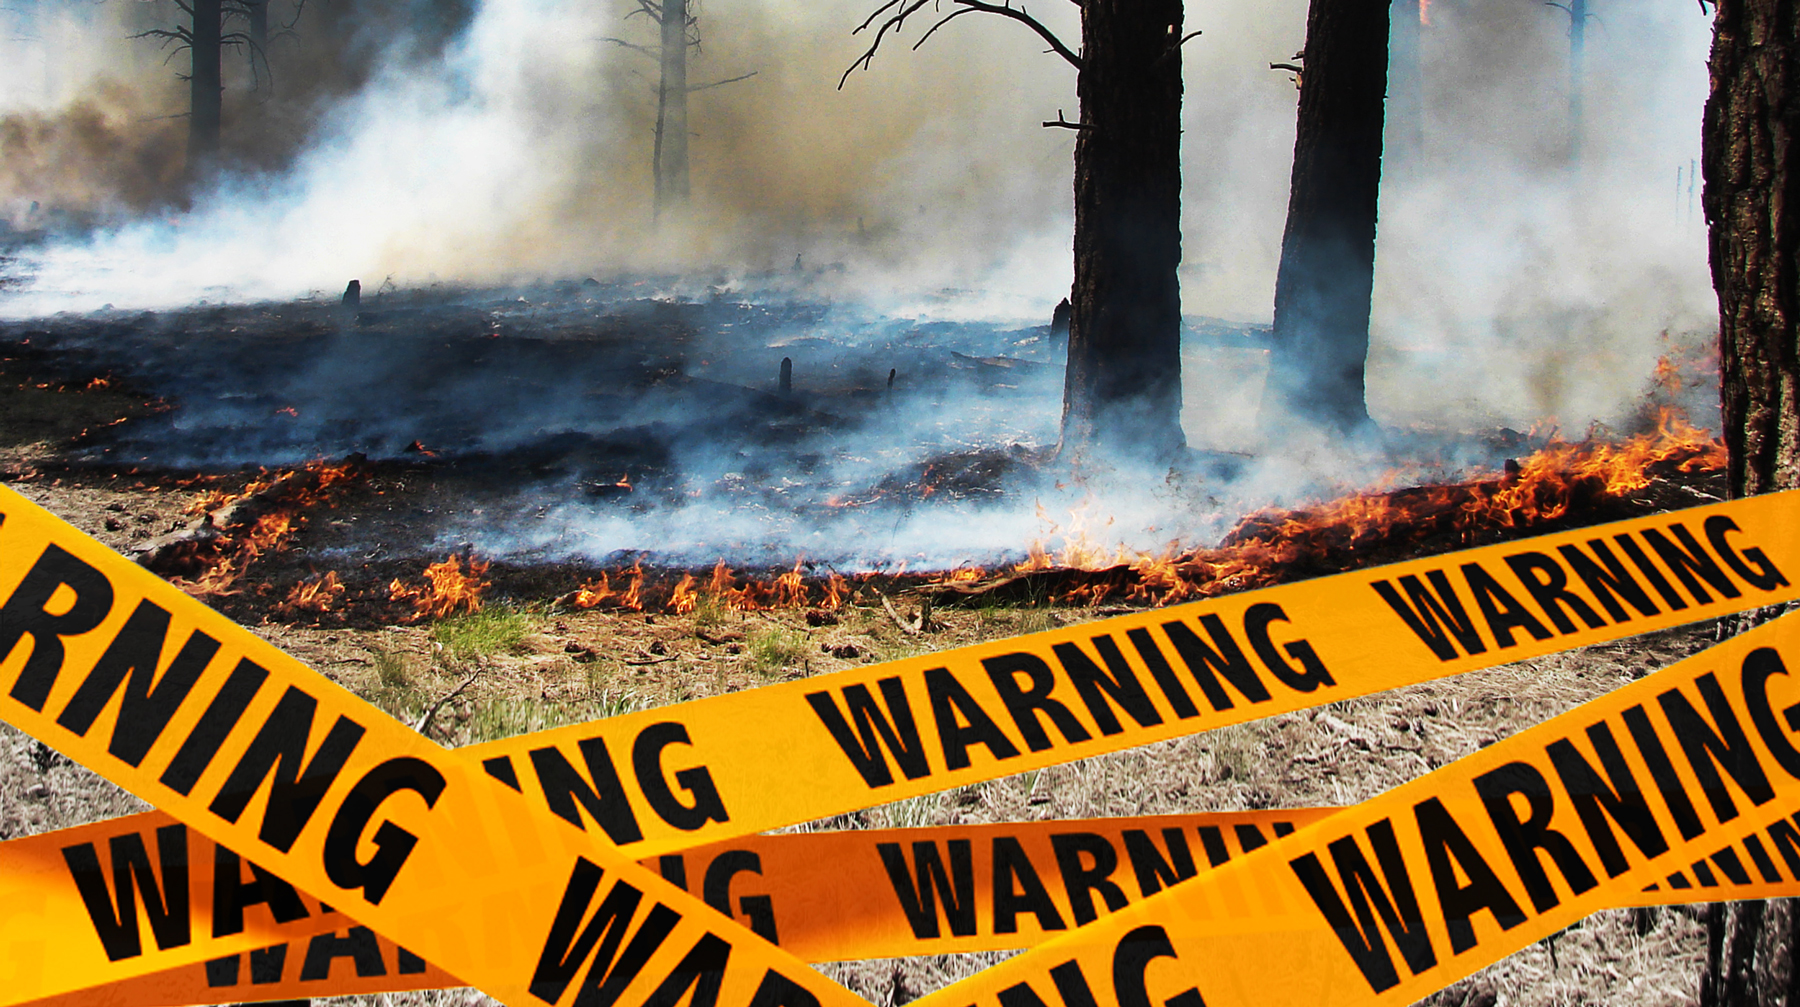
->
xmin=1545 ymin=0 xmax=1589 ymax=161
xmin=1707 ymin=0 xmax=1797 ymax=498
xmin=1259 ymin=0 xmax=1390 ymax=434
xmin=133 ymin=0 xmax=259 ymax=180
xmin=1702 ymin=0 xmax=1800 ymax=1000
xmin=604 ymin=1 xmax=755 ymax=221
xmin=844 ymin=0 xmax=1193 ymax=462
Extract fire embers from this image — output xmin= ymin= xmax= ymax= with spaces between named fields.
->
xmin=132 ymin=457 xmax=365 ymax=598
xmin=390 ymin=554 xmax=492 ymax=620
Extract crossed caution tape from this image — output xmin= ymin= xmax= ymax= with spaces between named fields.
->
xmin=2 ymin=485 xmax=1799 ymax=1006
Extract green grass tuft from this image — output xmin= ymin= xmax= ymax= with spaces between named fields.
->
xmin=432 ymin=606 xmax=534 ymax=662
xmin=745 ymin=625 xmax=808 ymax=674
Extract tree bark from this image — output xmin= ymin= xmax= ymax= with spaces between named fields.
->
xmin=1060 ymin=0 xmax=1186 ymax=463
xmin=654 ymin=0 xmax=691 ymax=221
xmin=188 ymin=0 xmax=224 ymax=178
xmin=1261 ymin=0 xmax=1389 ymax=434
xmin=1707 ymin=0 xmax=1800 ymax=497
xmin=1704 ymin=2 xmax=1799 ymax=1000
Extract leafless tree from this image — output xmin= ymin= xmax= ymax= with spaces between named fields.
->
xmin=603 ymin=0 xmax=755 ymax=221
xmin=131 ymin=0 xmax=274 ymax=178
xmin=844 ymin=0 xmax=1196 ymax=463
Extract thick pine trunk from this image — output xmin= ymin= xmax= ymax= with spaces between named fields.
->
xmin=654 ymin=0 xmax=691 ymax=220
xmin=1703 ymin=2 xmax=1800 ymax=1001
xmin=1708 ymin=0 xmax=1799 ymax=496
xmin=188 ymin=0 xmax=223 ymax=178
xmin=1261 ymin=0 xmax=1389 ymax=434
xmin=1060 ymin=0 xmax=1186 ymax=463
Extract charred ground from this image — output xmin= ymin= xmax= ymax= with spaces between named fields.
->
xmin=0 ymin=283 xmax=1749 ymax=1007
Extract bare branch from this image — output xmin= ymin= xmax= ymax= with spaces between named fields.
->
xmin=841 ymin=0 xmax=1078 ymax=89
xmin=1268 ymin=61 xmax=1302 ymax=73
xmin=598 ymin=36 xmax=659 ymax=58
xmin=688 ymin=70 xmax=758 ymax=92
xmin=1150 ymin=27 xmax=1200 ymax=68
xmin=841 ymin=0 xmax=935 ymax=88
xmin=1041 ymin=108 xmax=1088 ymax=130
xmin=914 ymin=1 xmax=1080 ymax=69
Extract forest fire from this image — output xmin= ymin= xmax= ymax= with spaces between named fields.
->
xmin=933 ymin=407 xmax=1732 ymax=609
xmin=573 ymin=559 xmax=852 ymax=615
xmin=148 ymin=458 xmax=364 ymax=598
xmin=389 ymin=554 xmax=492 ymax=619
xmin=280 ymin=571 xmax=345 ymax=614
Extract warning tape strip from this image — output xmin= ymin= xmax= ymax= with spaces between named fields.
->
xmin=4 ymin=487 xmax=1800 ymax=1003
xmin=0 ymin=484 xmax=871 ymax=1007
xmin=898 ymin=609 xmax=1800 ymax=1007
xmin=39 ymin=793 xmax=1800 ymax=1005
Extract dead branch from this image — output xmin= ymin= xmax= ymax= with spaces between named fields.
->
xmin=914 ymin=1 xmax=1081 ymax=68
xmin=841 ymin=0 xmax=1079 ymax=89
xmin=412 ymin=671 xmax=478 ymax=736
xmin=1269 ymin=62 xmax=1303 ymax=73
xmin=688 ymin=70 xmax=758 ymax=92
xmin=1042 ymin=108 xmax=1088 ymax=130
xmin=599 ymin=36 xmax=660 ymax=58
xmin=1152 ymin=29 xmax=1202 ymax=68
xmin=880 ymin=593 xmax=922 ymax=635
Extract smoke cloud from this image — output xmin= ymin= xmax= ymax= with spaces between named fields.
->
xmin=0 ymin=0 xmax=1723 ymax=563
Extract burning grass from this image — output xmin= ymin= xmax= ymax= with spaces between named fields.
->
xmin=931 ymin=407 xmax=1731 ymax=609
xmin=390 ymin=554 xmax=492 ymax=620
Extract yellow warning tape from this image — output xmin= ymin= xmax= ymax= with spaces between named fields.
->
xmin=902 ymin=610 xmax=1800 ymax=1007
xmin=4 ymin=486 xmax=1800 ymax=1004
xmin=38 ymin=797 xmax=1800 ymax=1005
xmin=0 ymin=485 xmax=867 ymax=1007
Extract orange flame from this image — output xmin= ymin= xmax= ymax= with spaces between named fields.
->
xmin=172 ymin=459 xmax=362 ymax=599
xmin=668 ymin=573 xmax=698 ymax=614
xmin=390 ymin=555 xmax=491 ymax=620
xmin=281 ymin=571 xmax=345 ymax=614
xmin=570 ymin=561 xmax=646 ymax=611
xmin=1005 ymin=408 xmax=1728 ymax=609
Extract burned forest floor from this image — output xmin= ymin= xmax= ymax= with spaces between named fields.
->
xmin=0 ymin=282 xmax=1754 ymax=1007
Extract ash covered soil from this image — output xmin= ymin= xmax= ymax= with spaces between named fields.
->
xmin=0 ymin=282 xmax=1746 ymax=1006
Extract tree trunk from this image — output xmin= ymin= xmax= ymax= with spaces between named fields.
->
xmin=654 ymin=0 xmax=691 ymax=221
xmin=1260 ymin=0 xmax=1389 ymax=434
xmin=1707 ymin=0 xmax=1800 ymax=497
xmin=248 ymin=0 xmax=269 ymax=89
xmin=1704 ymin=1 xmax=1800 ymax=1000
xmin=1567 ymin=0 xmax=1586 ymax=162
xmin=1060 ymin=0 xmax=1186 ymax=463
xmin=188 ymin=0 xmax=224 ymax=178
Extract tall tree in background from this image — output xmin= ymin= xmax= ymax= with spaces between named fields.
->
xmin=845 ymin=0 xmax=1193 ymax=462
xmin=1701 ymin=0 xmax=1799 ymax=999
xmin=190 ymin=0 xmax=224 ymax=174
xmin=1545 ymin=0 xmax=1589 ymax=161
xmin=134 ymin=0 xmax=258 ymax=179
xmin=604 ymin=1 xmax=755 ymax=221
xmin=1260 ymin=0 xmax=1390 ymax=434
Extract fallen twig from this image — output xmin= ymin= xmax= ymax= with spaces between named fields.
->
xmin=413 ymin=671 xmax=478 ymax=736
